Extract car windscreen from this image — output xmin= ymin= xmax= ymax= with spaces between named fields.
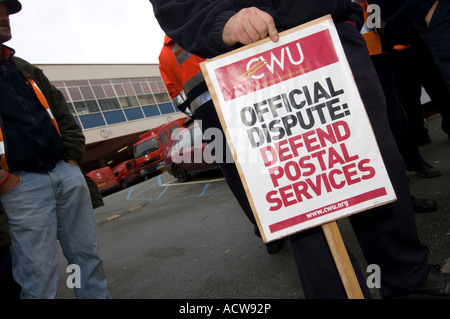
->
xmin=134 ymin=137 xmax=159 ymax=157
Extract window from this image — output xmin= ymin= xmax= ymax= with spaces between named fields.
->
xmin=68 ymin=87 xmax=83 ymax=101
xmin=98 ymin=98 xmax=121 ymax=111
xmin=113 ymin=84 xmax=126 ymax=96
xmin=159 ymin=131 xmax=169 ymax=145
xmin=138 ymin=94 xmax=156 ymax=106
xmin=154 ymin=92 xmax=171 ymax=104
xmin=73 ymin=100 xmax=100 ymax=114
xmin=79 ymin=86 xmax=95 ymax=100
xmin=67 ymin=102 xmax=77 ymax=116
xmin=103 ymin=85 xmax=116 ymax=98
xmin=92 ymin=85 xmax=106 ymax=99
xmin=134 ymin=137 xmax=159 ymax=157
xmin=119 ymin=96 xmax=139 ymax=108
xmin=169 ymin=125 xmax=180 ymax=137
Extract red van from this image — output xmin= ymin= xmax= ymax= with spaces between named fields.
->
xmin=87 ymin=167 xmax=121 ymax=195
xmin=133 ymin=117 xmax=188 ymax=179
xmin=112 ymin=159 xmax=142 ymax=188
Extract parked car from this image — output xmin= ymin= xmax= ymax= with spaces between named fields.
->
xmin=112 ymin=159 xmax=142 ymax=189
xmin=86 ymin=167 xmax=121 ymax=195
xmin=164 ymin=124 xmax=220 ymax=182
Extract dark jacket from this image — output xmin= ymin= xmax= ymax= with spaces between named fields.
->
xmin=368 ymin=0 xmax=438 ymax=22
xmin=0 ymin=51 xmax=65 ymax=172
xmin=368 ymin=0 xmax=447 ymax=42
xmin=151 ymin=0 xmax=363 ymax=58
xmin=0 ymin=56 xmax=104 ymax=248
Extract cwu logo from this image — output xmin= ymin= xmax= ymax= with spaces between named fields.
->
xmin=234 ymin=41 xmax=305 ymax=82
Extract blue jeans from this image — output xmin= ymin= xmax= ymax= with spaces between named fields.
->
xmin=1 ymin=161 xmax=110 ymax=299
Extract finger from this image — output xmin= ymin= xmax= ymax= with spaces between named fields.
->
xmin=243 ymin=18 xmax=265 ymax=43
xmin=255 ymin=9 xmax=279 ymax=42
xmin=236 ymin=30 xmax=254 ymax=45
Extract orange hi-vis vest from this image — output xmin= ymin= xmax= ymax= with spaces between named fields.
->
xmin=358 ymin=1 xmax=383 ymax=56
xmin=159 ymin=35 xmax=211 ymax=115
xmin=0 ymin=79 xmax=60 ymax=171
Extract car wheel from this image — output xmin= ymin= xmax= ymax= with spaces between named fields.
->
xmin=173 ymin=164 xmax=190 ymax=183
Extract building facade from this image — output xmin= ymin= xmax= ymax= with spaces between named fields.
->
xmin=37 ymin=64 xmax=185 ymax=172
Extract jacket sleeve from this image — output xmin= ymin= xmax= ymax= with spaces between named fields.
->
xmin=158 ymin=47 xmax=179 ymax=99
xmin=151 ymin=0 xmax=238 ymax=58
xmin=271 ymin=0 xmax=362 ymax=31
xmin=159 ymin=52 xmax=190 ymax=114
xmin=150 ymin=0 xmax=361 ymax=58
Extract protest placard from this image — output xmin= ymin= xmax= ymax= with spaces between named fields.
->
xmin=200 ymin=15 xmax=396 ymax=246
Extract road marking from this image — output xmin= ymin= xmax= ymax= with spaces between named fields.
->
xmin=126 ymin=181 xmax=159 ymax=200
xmin=161 ymin=177 xmax=225 ymax=187
xmin=198 ymin=183 xmax=209 ymax=196
xmin=155 ymin=185 xmax=169 ymax=200
xmin=125 ymin=174 xmax=227 ymax=201
xmin=96 ymin=204 xmax=145 ymax=226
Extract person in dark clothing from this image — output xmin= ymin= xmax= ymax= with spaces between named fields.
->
xmin=0 ymin=0 xmax=109 ymax=298
xmin=388 ymin=25 xmax=450 ymax=145
xmin=368 ymin=0 xmax=450 ymax=91
xmin=369 ymin=53 xmax=439 ymax=211
xmin=352 ymin=1 xmax=440 ymax=181
xmin=149 ymin=0 xmax=450 ymax=298
xmin=422 ymin=0 xmax=450 ymax=92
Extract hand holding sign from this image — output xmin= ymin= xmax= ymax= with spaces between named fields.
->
xmin=222 ymin=7 xmax=279 ymax=46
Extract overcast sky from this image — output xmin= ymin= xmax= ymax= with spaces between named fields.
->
xmin=6 ymin=0 xmax=165 ymax=64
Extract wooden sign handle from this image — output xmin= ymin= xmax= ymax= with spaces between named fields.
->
xmin=321 ymin=221 xmax=365 ymax=299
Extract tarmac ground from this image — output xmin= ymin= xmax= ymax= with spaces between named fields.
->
xmin=57 ymin=114 xmax=449 ymax=303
